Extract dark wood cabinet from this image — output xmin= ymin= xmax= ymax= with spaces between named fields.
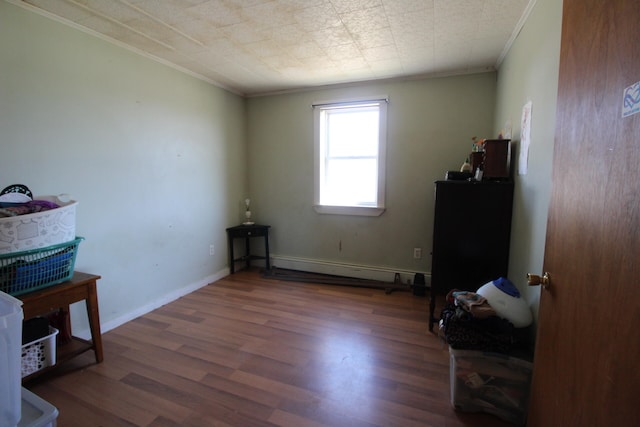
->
xmin=429 ymin=180 xmax=514 ymax=330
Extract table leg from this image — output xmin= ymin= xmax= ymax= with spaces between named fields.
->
xmin=429 ymin=287 xmax=436 ymax=332
xmin=60 ymin=304 xmax=72 ymax=342
xmin=85 ymin=281 xmax=104 ymax=363
xmin=228 ymin=235 xmax=235 ymax=274
xmin=264 ymin=231 xmax=270 ymax=270
xmin=245 ymin=237 xmax=251 ymax=269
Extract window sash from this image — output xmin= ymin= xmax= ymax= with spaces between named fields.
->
xmin=313 ymin=98 xmax=387 ymax=216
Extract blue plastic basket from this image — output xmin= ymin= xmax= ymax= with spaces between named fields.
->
xmin=0 ymin=237 xmax=83 ymax=296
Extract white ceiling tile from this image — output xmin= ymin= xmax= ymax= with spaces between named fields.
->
xmin=481 ymin=0 xmax=529 ymax=21
xmin=279 ymin=0 xmax=328 ymax=10
xmin=241 ymin=1 xmax=298 ymax=29
xmin=387 ymin=8 xmax=433 ymax=32
xmin=245 ymin=39 xmax=286 ymax=58
xmin=296 ymin=54 xmax=337 ymax=69
xmin=360 ymin=45 xmax=399 ymax=63
xmin=184 ymin=0 xmax=245 ymax=27
xmin=260 ymin=53 xmax=304 ymax=70
xmin=340 ymin=6 xmax=390 ymax=34
xmin=369 ymin=59 xmax=404 ymax=78
xmin=190 ymin=48 xmax=231 ymax=67
xmin=330 ymin=0 xmax=382 ymax=14
xmin=230 ymin=0 xmax=275 ymax=8
xmin=336 ymin=57 xmax=370 ymax=72
xmin=381 ymin=0 xmax=433 ymax=15
xmin=326 ymin=43 xmax=362 ymax=61
xmin=293 ymin=3 xmax=343 ymax=28
xmin=16 ymin=0 xmax=533 ymax=95
xmin=352 ymin=27 xmax=395 ymax=50
xmin=221 ymin=21 xmax=269 ymax=44
xmin=266 ymin=23 xmax=313 ymax=47
xmin=289 ymin=41 xmax=326 ymax=60
xmin=310 ymin=26 xmax=353 ymax=49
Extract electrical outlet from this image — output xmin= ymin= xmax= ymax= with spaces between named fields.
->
xmin=209 ymin=245 xmax=215 ymax=256
xmin=413 ymin=247 xmax=422 ymax=259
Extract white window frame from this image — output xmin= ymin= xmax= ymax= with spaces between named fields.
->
xmin=313 ymin=97 xmax=388 ymax=216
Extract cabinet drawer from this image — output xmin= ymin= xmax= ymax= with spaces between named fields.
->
xmin=227 ymin=225 xmax=269 ymax=238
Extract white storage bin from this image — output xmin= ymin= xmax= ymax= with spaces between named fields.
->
xmin=21 ymin=326 xmax=58 ymax=378
xmin=0 ymin=290 xmax=23 ymax=427
xmin=0 ymin=195 xmax=77 ymax=255
xmin=19 ymin=387 xmax=59 ymax=427
xmin=449 ymin=347 xmax=533 ymax=426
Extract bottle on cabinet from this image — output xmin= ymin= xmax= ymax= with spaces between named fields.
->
xmin=460 ymin=158 xmax=472 ymax=172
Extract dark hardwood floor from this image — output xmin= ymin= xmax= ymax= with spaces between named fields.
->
xmin=27 ymin=269 xmax=514 ymax=426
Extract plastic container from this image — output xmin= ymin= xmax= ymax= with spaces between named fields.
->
xmin=21 ymin=326 xmax=58 ymax=378
xmin=0 ymin=237 xmax=83 ymax=296
xmin=476 ymin=277 xmax=532 ymax=328
xmin=19 ymin=387 xmax=59 ymax=427
xmin=0 ymin=290 xmax=24 ymax=427
xmin=450 ymin=347 xmax=533 ymax=425
xmin=0 ymin=195 xmax=77 ymax=255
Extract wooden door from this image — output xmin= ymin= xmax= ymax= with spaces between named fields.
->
xmin=528 ymin=0 xmax=640 ymax=426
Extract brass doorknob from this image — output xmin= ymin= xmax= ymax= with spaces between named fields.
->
xmin=527 ymin=272 xmax=550 ymax=289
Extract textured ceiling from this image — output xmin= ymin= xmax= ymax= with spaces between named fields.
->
xmin=12 ymin=0 xmax=533 ymax=96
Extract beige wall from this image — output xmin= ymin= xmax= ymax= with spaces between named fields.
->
xmin=246 ymin=74 xmax=497 ymax=277
xmin=494 ymin=0 xmax=563 ymax=321
xmin=0 ymin=1 xmax=247 ymax=333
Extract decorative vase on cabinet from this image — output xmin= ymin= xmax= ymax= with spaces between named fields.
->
xmin=429 ymin=180 xmax=514 ymax=331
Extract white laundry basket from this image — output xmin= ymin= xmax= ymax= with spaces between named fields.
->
xmin=0 ymin=194 xmax=77 ymax=255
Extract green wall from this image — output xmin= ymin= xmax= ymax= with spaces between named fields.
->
xmin=0 ymin=1 xmax=247 ymax=333
xmin=247 ymin=74 xmax=497 ymax=276
xmin=494 ymin=0 xmax=563 ymax=321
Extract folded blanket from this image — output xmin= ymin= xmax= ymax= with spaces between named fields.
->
xmin=451 ymin=290 xmax=497 ymax=319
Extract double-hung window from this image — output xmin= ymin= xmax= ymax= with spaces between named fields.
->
xmin=313 ymin=97 xmax=388 ymax=216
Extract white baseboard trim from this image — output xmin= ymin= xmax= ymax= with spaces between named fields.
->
xmin=270 ymin=255 xmax=431 ymax=287
xmin=74 ymin=267 xmax=230 ymax=340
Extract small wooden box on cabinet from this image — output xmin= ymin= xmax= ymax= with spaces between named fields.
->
xmin=482 ymin=139 xmax=511 ymax=179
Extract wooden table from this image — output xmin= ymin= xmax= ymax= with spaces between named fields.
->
xmin=226 ymin=224 xmax=271 ymax=273
xmin=18 ymin=271 xmax=103 ymax=379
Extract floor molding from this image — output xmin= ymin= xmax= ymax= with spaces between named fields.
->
xmin=270 ymin=255 xmax=430 ymax=288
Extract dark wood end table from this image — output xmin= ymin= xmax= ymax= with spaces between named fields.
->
xmin=226 ymin=224 xmax=271 ymax=273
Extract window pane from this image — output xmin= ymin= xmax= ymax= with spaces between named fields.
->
xmin=326 ymin=109 xmax=379 ymax=158
xmin=322 ymin=158 xmax=377 ymax=206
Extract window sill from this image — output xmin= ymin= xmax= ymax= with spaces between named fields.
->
xmin=313 ymin=205 xmax=385 ymax=216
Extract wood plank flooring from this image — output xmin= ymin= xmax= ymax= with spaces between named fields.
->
xmin=27 ymin=269 xmax=515 ymax=426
